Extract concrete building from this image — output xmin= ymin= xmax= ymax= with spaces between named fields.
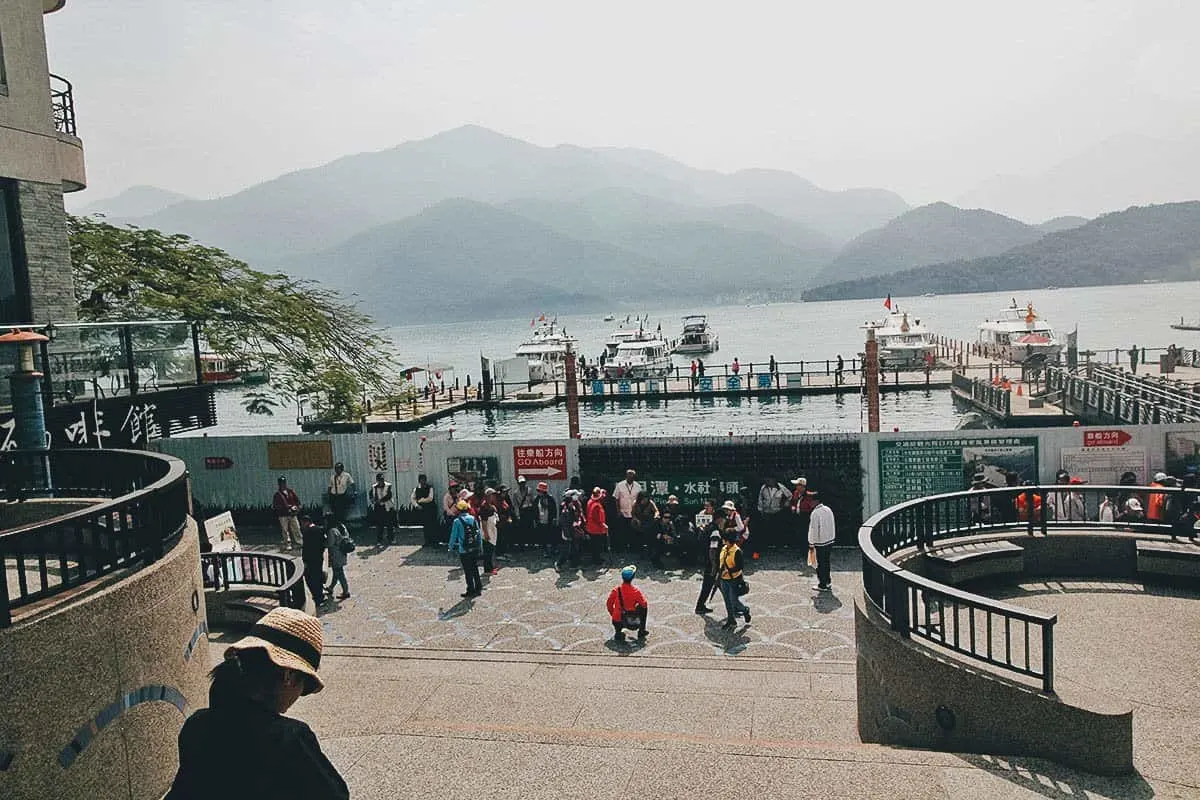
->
xmin=0 ymin=0 xmax=84 ymax=327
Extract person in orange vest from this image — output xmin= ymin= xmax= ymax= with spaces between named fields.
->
xmin=1146 ymin=471 xmax=1170 ymax=522
xmin=1015 ymin=480 xmax=1043 ymax=522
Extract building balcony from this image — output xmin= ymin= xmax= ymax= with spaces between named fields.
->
xmin=49 ymin=73 xmax=85 ymax=191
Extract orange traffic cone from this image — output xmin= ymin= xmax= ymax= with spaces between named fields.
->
xmin=1016 ymin=383 xmax=1023 ymax=396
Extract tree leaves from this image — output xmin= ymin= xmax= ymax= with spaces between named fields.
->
xmin=69 ymin=216 xmax=402 ymax=417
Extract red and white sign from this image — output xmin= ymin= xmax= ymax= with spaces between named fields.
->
xmin=1084 ymin=430 xmax=1132 ymax=447
xmin=513 ymin=444 xmax=567 ymax=480
xmin=204 ymin=456 xmax=234 ymax=470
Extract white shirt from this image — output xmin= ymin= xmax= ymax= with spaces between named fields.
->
xmin=329 ymin=471 xmax=355 ymax=496
xmin=370 ymin=482 xmax=394 ymax=510
xmin=612 ymin=480 xmax=642 ymax=518
xmin=808 ymin=503 xmax=836 ymax=546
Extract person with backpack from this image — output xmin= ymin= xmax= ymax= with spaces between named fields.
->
xmin=448 ymin=500 xmax=483 ymax=598
xmin=324 ymin=515 xmax=353 ymax=601
xmin=557 ymin=488 xmax=584 ymax=569
xmin=606 ymin=565 xmax=649 ymax=643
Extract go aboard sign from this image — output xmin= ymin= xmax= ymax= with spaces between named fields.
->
xmin=513 ymin=445 xmax=567 ymax=480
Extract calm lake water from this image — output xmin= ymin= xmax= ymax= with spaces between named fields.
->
xmin=192 ymin=281 xmax=1196 ymax=440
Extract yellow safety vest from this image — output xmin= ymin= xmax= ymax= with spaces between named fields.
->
xmin=719 ymin=544 xmax=742 ymax=580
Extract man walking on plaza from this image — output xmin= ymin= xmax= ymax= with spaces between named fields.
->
xmin=272 ymin=476 xmax=302 ymax=550
xmin=695 ymin=507 xmax=725 ymax=614
xmin=807 ymin=489 xmax=836 ymax=592
xmin=327 ymin=462 xmax=355 ymax=523
xmin=448 ymin=500 xmax=483 ymax=598
xmin=299 ymin=516 xmax=327 ymax=606
xmin=757 ymin=476 xmax=791 ymax=549
xmin=612 ymin=468 xmax=642 ymax=552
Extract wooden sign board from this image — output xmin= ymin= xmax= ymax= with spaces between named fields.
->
xmin=267 ymin=440 xmax=333 ymax=471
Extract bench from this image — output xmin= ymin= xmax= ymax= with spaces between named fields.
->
xmin=1136 ymin=540 xmax=1200 ymax=581
xmin=923 ymin=540 xmax=1025 ymax=585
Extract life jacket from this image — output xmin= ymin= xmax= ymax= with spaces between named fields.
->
xmin=1146 ymin=483 xmax=1167 ymax=521
xmin=1015 ymin=492 xmax=1042 ymax=521
xmin=719 ymin=543 xmax=742 ymax=580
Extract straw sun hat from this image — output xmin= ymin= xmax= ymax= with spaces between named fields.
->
xmin=225 ymin=607 xmax=325 ymax=694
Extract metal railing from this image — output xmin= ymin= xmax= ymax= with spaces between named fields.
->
xmin=858 ymin=483 xmax=1196 ymax=694
xmin=1045 ymin=364 xmax=1200 ymax=423
xmin=49 ymin=73 xmax=76 ymax=137
xmin=200 ymin=551 xmax=305 ymax=610
xmin=0 ymin=448 xmax=190 ymax=627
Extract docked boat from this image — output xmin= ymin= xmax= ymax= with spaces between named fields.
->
xmin=671 ymin=315 xmax=719 ymax=355
xmin=515 ymin=319 xmax=577 ymax=383
xmin=1171 ymin=316 xmax=1200 ymax=332
xmin=978 ymin=301 xmax=1062 ymax=363
xmin=866 ymin=309 xmax=937 ymax=368
xmin=603 ymin=330 xmax=673 ymax=379
xmin=602 ymin=320 xmax=646 ymax=362
xmin=200 ymin=353 xmax=268 ymax=385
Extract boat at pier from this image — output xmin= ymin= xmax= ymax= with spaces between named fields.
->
xmin=671 ymin=314 xmax=719 ymax=355
xmin=200 ymin=353 xmax=268 ymax=385
xmin=867 ymin=308 xmax=937 ymax=368
xmin=1171 ymin=316 xmax=1200 ymax=331
xmin=603 ymin=330 xmax=673 ymax=379
xmin=978 ymin=301 xmax=1062 ymax=363
xmin=515 ymin=319 xmax=577 ymax=383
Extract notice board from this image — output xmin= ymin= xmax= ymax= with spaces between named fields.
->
xmin=879 ymin=436 xmax=1039 ymax=508
xmin=267 ymin=440 xmax=333 ymax=471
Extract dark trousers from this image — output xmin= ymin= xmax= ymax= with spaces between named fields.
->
xmin=460 ymin=553 xmax=482 ymax=595
xmin=536 ymin=523 xmax=557 ymax=553
xmin=588 ymin=534 xmax=607 ymax=565
xmin=371 ymin=507 xmax=394 ymax=544
xmin=614 ymin=516 xmax=633 ymax=551
xmin=697 ymin=571 xmax=717 ymax=610
xmin=422 ymin=510 xmax=439 ymax=545
xmin=330 ymin=493 xmax=352 ymax=522
xmin=761 ymin=512 xmax=784 ymax=548
xmin=555 ymin=536 xmax=576 ymax=568
xmin=815 ymin=543 xmax=833 ymax=588
xmin=302 ymin=557 xmax=325 ymax=605
xmin=612 ymin=607 xmax=647 ymax=637
xmin=482 ymin=540 xmax=495 ymax=573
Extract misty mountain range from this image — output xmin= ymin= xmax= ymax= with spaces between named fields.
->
xmin=79 ymin=125 xmax=1200 ymax=321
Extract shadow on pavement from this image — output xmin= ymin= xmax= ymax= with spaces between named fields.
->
xmin=438 ymin=599 xmax=474 ymax=620
xmin=812 ymin=592 xmax=843 ymax=614
xmin=955 ymin=754 xmax=1154 ymax=800
xmin=702 ymin=616 xmax=751 ymax=653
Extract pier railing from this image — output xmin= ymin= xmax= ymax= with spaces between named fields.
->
xmin=0 ymin=449 xmax=190 ymax=627
xmin=859 ymin=483 xmax=1196 ymax=694
xmin=1046 ymin=364 xmax=1200 ymax=423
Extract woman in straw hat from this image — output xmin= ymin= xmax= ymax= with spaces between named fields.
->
xmin=165 ymin=607 xmax=348 ymax=799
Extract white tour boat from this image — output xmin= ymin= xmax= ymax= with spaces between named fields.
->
xmin=978 ymin=301 xmax=1062 ymax=363
xmin=867 ymin=309 xmax=937 ymax=368
xmin=603 ymin=330 xmax=674 ymax=379
xmin=671 ymin=314 xmax=719 ymax=355
xmin=515 ymin=319 xmax=577 ymax=383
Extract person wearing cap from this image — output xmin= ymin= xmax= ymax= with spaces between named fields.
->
xmin=1048 ymin=471 xmax=1085 ymax=522
xmin=606 ymin=565 xmax=649 ymax=642
xmin=478 ymin=487 xmax=499 ymax=575
xmin=327 ymin=462 xmax=355 ymax=523
xmin=514 ymin=475 xmax=536 ymax=548
xmin=413 ymin=473 xmax=439 ymax=546
xmin=1146 ymin=471 xmax=1170 ymax=522
xmin=164 ymin=607 xmax=348 ymax=799
xmin=807 ymin=489 xmax=836 ymax=592
xmin=531 ymin=480 xmax=558 ymax=557
xmin=442 ymin=478 xmax=462 ymax=539
xmin=757 ymin=476 xmax=791 ymax=550
xmin=611 ymin=469 xmax=642 ymax=552
xmin=657 ymin=494 xmax=694 ymax=567
xmin=791 ymin=477 xmax=815 ymax=545
xmin=968 ymin=472 xmax=993 ymax=525
xmin=324 ymin=514 xmax=352 ymax=600
xmin=695 ymin=506 xmax=726 ymax=614
xmin=720 ymin=499 xmax=746 ymax=543
xmin=272 ymin=476 xmax=302 ymax=550
xmin=557 ymin=488 xmax=585 ymax=569
xmin=368 ymin=472 xmax=395 ymax=545
xmin=585 ymin=486 xmax=609 ymax=565
xmin=717 ymin=528 xmax=751 ymax=628
xmin=299 ymin=516 xmax=328 ymax=607
xmin=448 ymin=500 xmax=483 ymax=598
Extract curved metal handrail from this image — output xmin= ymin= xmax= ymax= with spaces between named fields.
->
xmin=201 ymin=551 xmax=305 ymax=611
xmin=859 ymin=483 xmax=1196 ymax=694
xmin=49 ymin=73 xmax=77 ymax=137
xmin=0 ymin=449 xmax=191 ymax=626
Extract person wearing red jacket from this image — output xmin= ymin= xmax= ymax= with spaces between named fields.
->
xmin=586 ymin=487 xmax=609 ymax=566
xmin=606 ymin=565 xmax=648 ymax=643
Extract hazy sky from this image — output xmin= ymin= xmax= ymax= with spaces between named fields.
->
xmin=47 ymin=0 xmax=1200 ymax=206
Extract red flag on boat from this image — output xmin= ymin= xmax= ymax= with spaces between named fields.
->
xmin=883 ymin=294 xmax=892 ymax=310
xmin=530 ymin=317 xmax=535 ymax=327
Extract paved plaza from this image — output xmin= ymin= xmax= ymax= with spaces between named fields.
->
xmin=210 ymin=531 xmax=1200 ymax=799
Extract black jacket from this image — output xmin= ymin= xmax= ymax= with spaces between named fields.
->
xmin=165 ymin=690 xmax=348 ymax=800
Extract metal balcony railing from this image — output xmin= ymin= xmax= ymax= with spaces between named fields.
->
xmin=49 ymin=73 xmax=77 ymax=137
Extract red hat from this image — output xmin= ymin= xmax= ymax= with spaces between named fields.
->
xmin=537 ymin=481 xmax=549 ymax=491
xmin=1069 ymin=477 xmax=1087 ymax=485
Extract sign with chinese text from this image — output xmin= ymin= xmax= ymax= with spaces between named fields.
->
xmin=513 ymin=445 xmax=567 ymax=480
xmin=1060 ymin=446 xmax=1146 ymax=485
xmin=367 ymin=440 xmax=390 ymax=472
xmin=727 ymin=376 xmax=742 ymax=391
xmin=1084 ymin=430 xmax=1132 ymax=447
xmin=643 ymin=475 xmax=743 ymax=506
xmin=878 ymin=436 xmax=1039 ymax=508
xmin=204 ymin=456 xmax=234 ymax=470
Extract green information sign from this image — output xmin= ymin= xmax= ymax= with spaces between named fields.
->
xmin=446 ymin=456 xmax=500 ymax=489
xmin=878 ymin=436 xmax=1039 ymax=508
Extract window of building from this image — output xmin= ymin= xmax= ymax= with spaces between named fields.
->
xmin=0 ymin=181 xmax=31 ymax=324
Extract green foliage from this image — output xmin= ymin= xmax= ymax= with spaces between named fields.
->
xmin=68 ymin=215 xmax=402 ymax=413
